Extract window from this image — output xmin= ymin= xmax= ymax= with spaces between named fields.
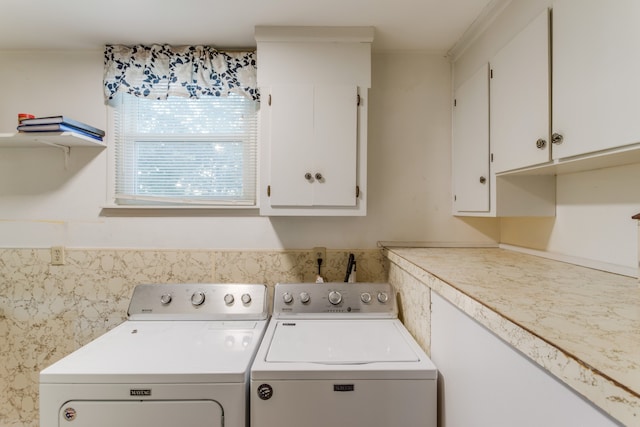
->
xmin=110 ymin=93 xmax=258 ymax=207
xmin=103 ymin=44 xmax=259 ymax=208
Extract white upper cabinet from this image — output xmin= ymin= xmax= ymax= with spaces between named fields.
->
xmin=552 ymin=0 xmax=640 ymax=159
xmin=451 ymin=10 xmax=555 ymax=218
xmin=451 ymin=61 xmax=555 ymax=218
xmin=490 ymin=9 xmax=550 ymax=174
xmin=452 ymin=0 xmax=640 ymax=216
xmin=452 ymin=64 xmax=490 ymax=214
xmin=256 ymin=26 xmax=373 ymax=216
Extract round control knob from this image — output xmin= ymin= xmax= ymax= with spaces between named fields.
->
xmin=283 ymin=292 xmax=294 ymax=304
xmin=377 ymin=292 xmax=389 ymax=303
xmin=160 ymin=294 xmax=172 ymax=305
xmin=300 ymin=292 xmax=311 ymax=304
xmin=224 ymin=293 xmax=235 ymax=305
xmin=241 ymin=293 xmax=252 ymax=305
xmin=191 ymin=291 xmax=206 ymax=306
xmin=328 ymin=290 xmax=342 ymax=305
xmin=360 ymin=292 xmax=372 ymax=304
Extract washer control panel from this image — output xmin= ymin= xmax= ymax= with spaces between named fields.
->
xmin=273 ymin=282 xmax=397 ymax=318
xmin=127 ymin=283 xmax=268 ymax=320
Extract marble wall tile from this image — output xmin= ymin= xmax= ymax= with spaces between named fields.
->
xmin=214 ymin=249 xmax=387 ymax=285
xmin=0 ymin=247 xmax=387 ymax=426
xmin=389 ymin=263 xmax=431 ymax=353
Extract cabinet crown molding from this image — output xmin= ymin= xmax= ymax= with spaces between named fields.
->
xmin=447 ymin=0 xmax=512 ymax=61
xmin=255 ymin=26 xmax=374 ymax=43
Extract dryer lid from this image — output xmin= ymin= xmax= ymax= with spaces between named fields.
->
xmin=265 ymin=320 xmax=419 ymax=364
xmin=41 ymin=319 xmax=268 ymax=384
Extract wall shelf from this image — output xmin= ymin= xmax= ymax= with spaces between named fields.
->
xmin=0 ymin=131 xmax=105 ymax=169
xmin=497 ymin=142 xmax=640 ymax=177
xmin=0 ymin=131 xmax=106 ymax=149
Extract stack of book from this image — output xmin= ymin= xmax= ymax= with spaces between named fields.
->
xmin=17 ymin=116 xmax=105 ymax=141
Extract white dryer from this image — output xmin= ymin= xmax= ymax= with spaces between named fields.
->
xmin=40 ymin=283 xmax=269 ymax=427
xmin=251 ymin=282 xmax=437 ymax=427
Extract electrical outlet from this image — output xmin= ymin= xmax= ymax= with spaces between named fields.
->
xmin=51 ymin=246 xmax=65 ymax=265
xmin=313 ymin=247 xmax=326 ymax=264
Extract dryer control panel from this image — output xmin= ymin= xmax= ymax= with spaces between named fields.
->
xmin=273 ymin=282 xmax=398 ymax=318
xmin=127 ymin=283 xmax=268 ymax=321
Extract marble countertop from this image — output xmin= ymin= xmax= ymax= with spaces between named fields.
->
xmin=384 ymin=246 xmax=640 ymax=426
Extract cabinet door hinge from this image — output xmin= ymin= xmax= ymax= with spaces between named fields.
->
xmin=268 ymin=94 xmax=272 ymax=106
xmin=490 ymin=69 xmax=494 ymax=79
xmin=490 ymin=153 xmax=494 ymax=162
xmin=356 ymin=186 xmax=360 ymax=198
xmin=357 ymin=94 xmax=361 ymax=106
xmin=454 ymin=195 xmax=457 ymax=202
xmin=454 ymin=99 xmax=457 ymax=107
xmin=267 ymin=185 xmax=271 ymax=197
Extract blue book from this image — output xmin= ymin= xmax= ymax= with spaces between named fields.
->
xmin=17 ymin=123 xmax=104 ymax=141
xmin=18 ymin=116 xmax=105 ymax=136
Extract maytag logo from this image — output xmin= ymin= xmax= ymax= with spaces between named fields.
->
xmin=333 ymin=384 xmax=355 ymax=392
xmin=130 ymin=389 xmax=151 ymax=396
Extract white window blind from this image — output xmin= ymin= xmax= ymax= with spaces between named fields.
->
xmin=111 ymin=93 xmax=258 ymax=207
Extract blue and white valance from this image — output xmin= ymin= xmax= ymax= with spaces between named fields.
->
xmin=103 ymin=44 xmax=259 ymax=101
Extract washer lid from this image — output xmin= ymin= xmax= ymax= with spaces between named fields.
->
xmin=266 ymin=320 xmax=419 ymax=364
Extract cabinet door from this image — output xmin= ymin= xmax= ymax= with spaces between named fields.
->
xmin=313 ymin=85 xmax=358 ymax=206
xmin=431 ymin=293 xmax=620 ymax=427
xmin=269 ymin=84 xmax=315 ymax=206
xmin=452 ymin=64 xmax=490 ymax=213
xmin=267 ymin=84 xmax=358 ymax=207
xmin=490 ymin=9 xmax=550 ymax=173
xmin=552 ymin=0 xmax=640 ymax=159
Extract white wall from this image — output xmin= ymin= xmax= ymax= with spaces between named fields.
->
xmin=452 ymin=0 xmax=640 ymax=271
xmin=0 ymin=50 xmax=499 ymax=250
xmin=501 ymin=163 xmax=640 ymax=270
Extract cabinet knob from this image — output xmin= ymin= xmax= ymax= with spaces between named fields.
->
xmin=315 ymin=173 xmax=323 ymax=181
xmin=536 ymin=139 xmax=547 ymax=149
xmin=305 ymin=172 xmax=313 ymax=181
xmin=479 ymin=176 xmax=487 ymax=184
xmin=551 ymin=133 xmax=564 ymax=145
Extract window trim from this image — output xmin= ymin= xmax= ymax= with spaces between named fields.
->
xmin=104 ymin=99 xmax=261 ymax=214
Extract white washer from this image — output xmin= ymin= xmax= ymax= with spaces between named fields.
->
xmin=40 ymin=283 xmax=269 ymax=427
xmin=251 ymin=282 xmax=437 ymax=427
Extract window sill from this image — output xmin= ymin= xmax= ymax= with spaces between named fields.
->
xmin=100 ymin=205 xmax=260 ymax=217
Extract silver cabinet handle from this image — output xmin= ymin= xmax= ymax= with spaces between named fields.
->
xmin=551 ymin=133 xmax=564 ymax=145
xmin=536 ymin=139 xmax=547 ymax=149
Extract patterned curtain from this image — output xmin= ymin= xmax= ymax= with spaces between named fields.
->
xmin=103 ymin=44 xmax=259 ymax=101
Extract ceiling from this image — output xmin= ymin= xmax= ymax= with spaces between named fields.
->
xmin=1 ymin=0 xmax=496 ymax=53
